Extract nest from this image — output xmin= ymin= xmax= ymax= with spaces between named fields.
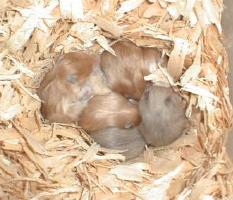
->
xmin=0 ymin=0 xmax=233 ymax=199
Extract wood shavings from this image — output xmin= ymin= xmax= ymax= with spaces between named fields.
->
xmin=93 ymin=15 xmax=123 ymax=37
xmin=59 ymin=0 xmax=84 ymax=21
xmin=202 ymin=0 xmax=222 ymax=33
xmin=144 ymin=67 xmax=172 ymax=87
xmin=70 ymin=22 xmax=98 ymax=48
xmin=170 ymin=0 xmax=198 ymax=27
xmin=96 ymin=35 xmax=115 ymax=55
xmin=164 ymin=0 xmax=176 ymax=2
xmin=158 ymin=0 xmax=168 ymax=8
xmin=5 ymin=55 xmax=34 ymax=78
xmin=201 ymin=63 xmax=218 ymax=84
xmin=0 ymin=25 xmax=10 ymax=42
xmin=31 ymin=186 xmax=81 ymax=200
xmin=0 ymin=155 xmax=18 ymax=177
xmin=167 ymin=5 xmax=179 ymax=19
xmin=202 ymin=195 xmax=215 ymax=200
xmin=195 ymin=0 xmax=222 ymax=33
xmin=167 ymin=38 xmax=190 ymax=81
xmin=14 ymin=80 xmax=42 ymax=102
xmin=94 ymin=153 xmax=126 ymax=161
xmin=180 ymin=63 xmax=201 ymax=86
xmin=0 ymin=0 xmax=7 ymax=12
xmin=109 ymin=163 xmax=148 ymax=181
xmin=190 ymin=178 xmax=219 ymax=200
xmin=143 ymin=2 xmax=166 ymax=18
xmin=7 ymin=1 xmax=58 ymax=52
xmin=180 ymin=38 xmax=202 ymax=86
xmin=181 ymin=83 xmax=218 ymax=111
xmin=82 ymin=143 xmax=100 ymax=162
xmin=0 ymin=0 xmax=232 ymax=199
xmin=70 ymin=21 xmax=115 ymax=54
xmin=188 ymin=24 xmax=202 ymax=44
xmin=182 ymin=82 xmax=217 ymax=99
xmin=0 ymin=74 xmax=21 ymax=81
xmin=99 ymin=0 xmax=118 ymax=16
xmin=137 ymin=163 xmax=185 ymax=200
xmin=9 ymin=0 xmax=32 ymax=8
xmin=181 ymin=147 xmax=205 ymax=167
xmin=194 ymin=1 xmax=211 ymax=29
xmin=13 ymin=123 xmax=49 ymax=156
xmin=98 ymin=173 xmax=122 ymax=193
xmin=0 ymin=84 xmax=21 ymax=121
xmin=177 ymin=188 xmax=192 ymax=200
xmin=117 ymin=0 xmax=145 ymax=17
xmin=182 ymin=0 xmax=198 ymax=27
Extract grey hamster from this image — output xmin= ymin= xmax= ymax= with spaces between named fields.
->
xmin=139 ymin=86 xmax=188 ymax=146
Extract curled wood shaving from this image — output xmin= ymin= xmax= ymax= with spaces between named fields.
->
xmin=167 ymin=38 xmax=190 ymax=81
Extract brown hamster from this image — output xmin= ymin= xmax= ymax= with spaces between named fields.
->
xmin=38 ymin=52 xmax=100 ymax=123
xmin=91 ymin=127 xmax=145 ymax=160
xmin=100 ymin=41 xmax=165 ymax=100
xmin=139 ymin=86 xmax=188 ymax=146
xmin=78 ymin=92 xmax=141 ymax=131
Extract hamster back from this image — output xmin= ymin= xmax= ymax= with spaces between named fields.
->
xmin=92 ymin=127 xmax=145 ymax=159
xmin=78 ymin=92 xmax=141 ymax=131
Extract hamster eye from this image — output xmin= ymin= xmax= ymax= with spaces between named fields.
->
xmin=66 ymin=74 xmax=78 ymax=84
xmin=164 ymin=96 xmax=172 ymax=106
xmin=165 ymin=95 xmax=182 ymax=107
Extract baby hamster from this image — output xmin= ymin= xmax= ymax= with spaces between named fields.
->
xmin=100 ymin=41 xmax=165 ymax=100
xmin=38 ymin=52 xmax=100 ymax=123
xmin=78 ymin=92 xmax=141 ymax=131
xmin=139 ymin=86 xmax=188 ymax=146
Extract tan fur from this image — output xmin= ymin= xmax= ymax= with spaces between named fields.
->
xmin=78 ymin=92 xmax=141 ymax=131
xmin=55 ymin=52 xmax=100 ymax=86
xmin=100 ymin=41 xmax=166 ymax=100
xmin=92 ymin=127 xmax=145 ymax=160
xmin=38 ymin=52 xmax=100 ymax=123
xmin=139 ymin=86 xmax=188 ymax=146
